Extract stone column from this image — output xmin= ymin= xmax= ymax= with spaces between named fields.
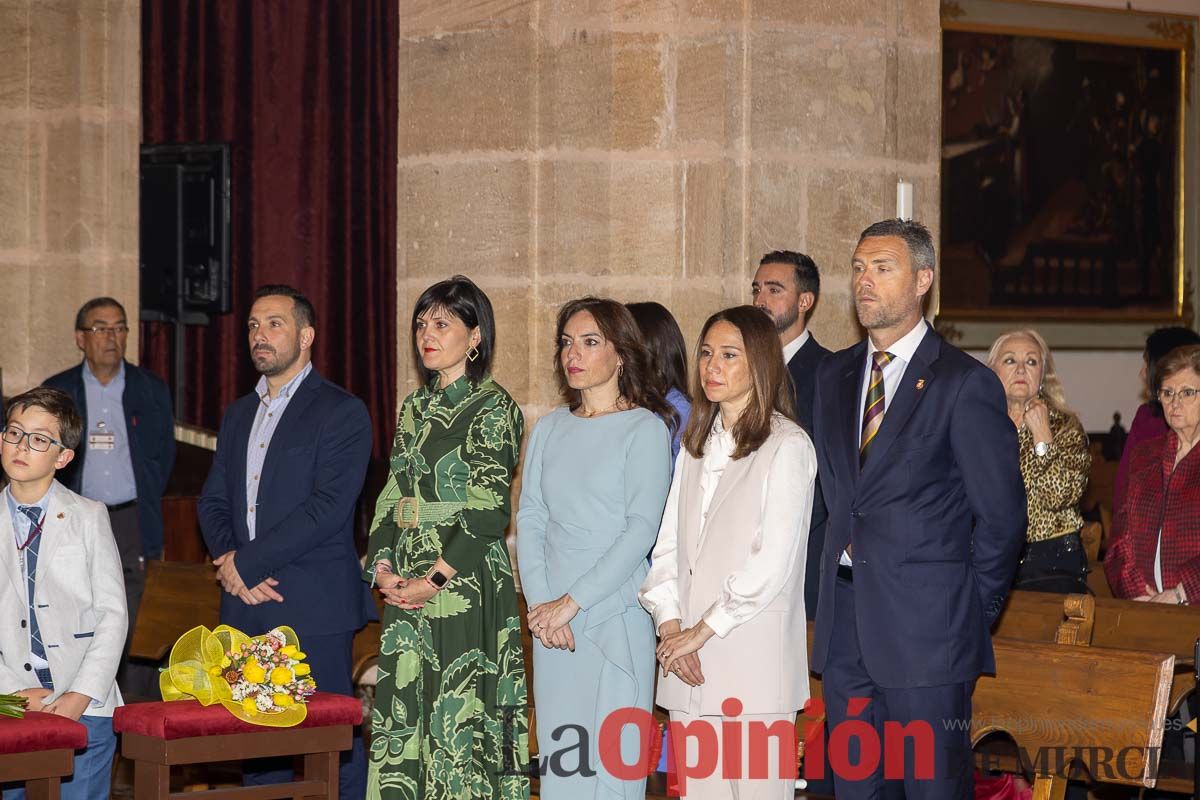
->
xmin=397 ymin=0 xmax=941 ymax=420
xmin=0 ymin=0 xmax=141 ymax=395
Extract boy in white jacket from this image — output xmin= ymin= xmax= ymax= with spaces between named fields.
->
xmin=0 ymin=387 xmax=126 ymax=800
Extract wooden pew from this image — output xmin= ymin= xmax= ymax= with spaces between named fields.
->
xmin=974 ymin=639 xmax=1173 ymax=796
xmin=132 ymin=560 xmax=385 ymax=684
xmin=1090 ymin=594 xmax=1200 ymax=658
xmin=800 ymin=618 xmax=1176 ymax=797
xmin=996 ymin=590 xmax=1200 ymax=715
xmin=1079 ymin=521 xmax=1102 ymax=566
xmin=129 ymin=561 xmax=221 ymax=663
xmin=1087 ymin=566 xmax=1113 ymax=597
xmin=993 ymin=589 xmax=1093 ymax=645
xmin=1088 ymin=595 xmax=1200 ymax=791
xmin=993 ymin=589 xmax=1200 ymax=793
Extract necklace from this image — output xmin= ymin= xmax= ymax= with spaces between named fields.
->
xmin=579 ymin=395 xmax=626 ymax=418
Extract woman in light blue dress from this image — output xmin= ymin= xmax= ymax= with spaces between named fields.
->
xmin=517 ymin=297 xmax=673 ymax=799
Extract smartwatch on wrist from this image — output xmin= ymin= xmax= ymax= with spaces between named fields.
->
xmin=426 ymin=570 xmax=449 ymax=591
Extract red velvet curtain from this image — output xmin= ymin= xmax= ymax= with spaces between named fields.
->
xmin=141 ymin=1 xmax=398 ymax=459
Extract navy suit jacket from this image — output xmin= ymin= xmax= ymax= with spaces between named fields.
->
xmin=786 ymin=334 xmax=831 ymax=621
xmin=810 ymin=325 xmax=1025 ymax=688
xmin=43 ymin=361 xmax=176 ymax=559
xmin=198 ymin=368 xmax=375 ymax=637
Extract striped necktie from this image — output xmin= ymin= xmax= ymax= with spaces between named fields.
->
xmin=17 ymin=505 xmax=46 ymax=660
xmin=860 ymin=351 xmax=893 ymax=468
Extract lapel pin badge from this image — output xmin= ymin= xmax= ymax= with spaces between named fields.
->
xmin=57 ymin=513 xmax=64 ymax=519
xmin=915 ymin=379 xmax=926 ymax=391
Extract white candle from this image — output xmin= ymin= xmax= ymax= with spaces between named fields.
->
xmin=896 ymin=179 xmax=913 ymax=221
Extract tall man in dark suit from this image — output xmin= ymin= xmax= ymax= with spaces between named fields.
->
xmin=199 ymin=285 xmax=373 ymax=798
xmin=44 ymin=297 xmax=176 ymax=662
xmin=810 ymin=220 xmax=1025 ymax=799
xmin=752 ymin=251 xmax=831 ymax=621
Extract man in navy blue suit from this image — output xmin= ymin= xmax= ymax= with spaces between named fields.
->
xmin=752 ymin=250 xmax=831 ymax=622
xmin=810 ymin=220 xmax=1025 ymax=799
xmin=199 ymin=285 xmax=373 ymax=798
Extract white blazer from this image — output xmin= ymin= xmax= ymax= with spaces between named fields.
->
xmin=0 ymin=481 xmax=126 ymax=716
xmin=640 ymin=414 xmax=815 ymax=716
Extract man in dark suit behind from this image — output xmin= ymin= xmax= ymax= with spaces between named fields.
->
xmin=199 ymin=285 xmax=373 ymax=798
xmin=44 ymin=297 xmax=176 ymax=661
xmin=810 ymin=220 xmax=1025 ymax=799
xmin=752 ymin=250 xmax=831 ymax=621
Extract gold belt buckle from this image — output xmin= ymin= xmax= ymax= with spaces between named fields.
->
xmin=395 ymin=497 xmax=420 ymax=528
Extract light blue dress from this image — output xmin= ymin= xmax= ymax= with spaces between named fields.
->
xmin=516 ymin=407 xmax=672 ymax=799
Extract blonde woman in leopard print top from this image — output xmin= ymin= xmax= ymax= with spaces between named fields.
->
xmin=988 ymin=329 xmax=1092 ymax=593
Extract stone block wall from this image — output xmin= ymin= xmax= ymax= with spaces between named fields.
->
xmin=0 ymin=1 xmax=140 ymax=395
xmin=397 ymin=0 xmax=942 ymax=420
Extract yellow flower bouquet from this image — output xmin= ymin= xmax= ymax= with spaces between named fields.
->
xmin=160 ymin=625 xmax=317 ymax=727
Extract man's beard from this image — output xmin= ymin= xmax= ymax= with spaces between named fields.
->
xmin=252 ymin=342 xmax=300 ymax=377
xmin=766 ymin=305 xmax=799 ymax=333
xmin=855 ymin=298 xmax=907 ymax=331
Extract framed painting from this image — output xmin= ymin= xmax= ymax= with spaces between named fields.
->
xmin=935 ymin=0 xmax=1196 ymax=348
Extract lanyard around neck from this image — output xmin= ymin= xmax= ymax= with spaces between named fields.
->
xmin=17 ymin=512 xmax=45 ymax=551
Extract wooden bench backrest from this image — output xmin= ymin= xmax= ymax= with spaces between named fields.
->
xmin=993 ymin=590 xmax=1095 ymax=645
xmin=975 ymin=639 xmax=1174 ymax=789
xmin=960 ymin=589 xmax=1199 ymax=792
xmin=129 ymin=561 xmax=221 ymax=662
xmin=1080 ymin=521 xmax=1102 ymax=566
xmin=804 ymin=620 xmax=1174 ymax=791
xmin=1089 ymin=596 xmax=1200 ymax=658
xmin=133 ymin=560 xmax=385 ymax=684
xmin=1088 ymin=566 xmax=1113 ymax=597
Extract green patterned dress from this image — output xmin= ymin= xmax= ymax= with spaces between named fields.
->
xmin=364 ymin=375 xmax=529 ymax=800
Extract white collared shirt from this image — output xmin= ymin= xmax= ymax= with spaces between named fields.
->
xmin=841 ymin=319 xmax=929 ymax=567
xmin=5 ymin=484 xmax=53 ymax=669
xmin=781 ymin=330 xmax=811 ymax=365
xmin=698 ymin=414 xmax=735 ymax=528
xmin=641 ymin=415 xmax=816 ymax=638
xmin=245 ymin=362 xmax=312 ymax=540
xmin=856 ymin=319 xmax=929 ymax=449
xmin=80 ymin=360 xmax=137 ymax=506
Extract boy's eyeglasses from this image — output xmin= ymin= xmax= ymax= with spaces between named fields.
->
xmin=1 ymin=426 xmax=65 ymax=452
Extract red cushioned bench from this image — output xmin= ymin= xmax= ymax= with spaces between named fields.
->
xmin=113 ymin=692 xmax=361 ymax=800
xmin=0 ymin=711 xmax=87 ymax=800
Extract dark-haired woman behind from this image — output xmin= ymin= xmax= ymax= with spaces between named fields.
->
xmin=640 ymin=306 xmax=815 ymax=799
xmin=517 ymin=297 xmax=673 ymax=799
xmin=364 ymin=276 xmax=528 ymax=799
xmin=627 ymin=301 xmax=691 ymax=459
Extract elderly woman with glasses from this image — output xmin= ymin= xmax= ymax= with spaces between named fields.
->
xmin=1106 ymin=345 xmax=1200 ymax=603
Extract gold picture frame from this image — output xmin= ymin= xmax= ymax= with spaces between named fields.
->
xmin=935 ymin=0 xmax=1196 ymax=349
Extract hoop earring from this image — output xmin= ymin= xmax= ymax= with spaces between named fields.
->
xmin=467 ymin=345 xmax=480 ymax=363
xmin=617 ymin=363 xmax=624 ymax=379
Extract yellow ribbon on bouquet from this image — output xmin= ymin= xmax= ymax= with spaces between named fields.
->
xmin=160 ymin=624 xmax=309 ymax=728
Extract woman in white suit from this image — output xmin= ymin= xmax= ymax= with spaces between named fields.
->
xmin=640 ymin=305 xmax=816 ymax=800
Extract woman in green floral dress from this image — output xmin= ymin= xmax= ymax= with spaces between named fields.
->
xmin=364 ymin=276 xmax=528 ymax=800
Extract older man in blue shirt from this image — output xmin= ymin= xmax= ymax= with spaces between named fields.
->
xmin=44 ymin=297 xmax=176 ymax=666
